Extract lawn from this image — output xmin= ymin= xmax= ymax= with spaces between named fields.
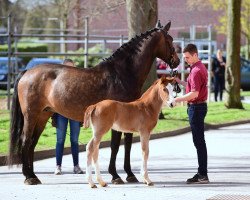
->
xmin=1 ymin=102 xmax=250 ymax=156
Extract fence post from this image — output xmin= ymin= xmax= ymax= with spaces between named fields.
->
xmin=7 ymin=14 xmax=12 ymax=110
xmin=84 ymin=17 xmax=89 ymax=68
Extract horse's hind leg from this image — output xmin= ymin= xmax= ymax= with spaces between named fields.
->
xmin=124 ymin=132 xmax=138 ymax=183
xmin=92 ymin=135 xmax=107 ymax=187
xmin=23 ymin=112 xmax=51 ymax=185
xmin=108 ymin=130 xmax=124 ymax=184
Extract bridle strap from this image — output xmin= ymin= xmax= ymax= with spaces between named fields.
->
xmin=170 ymin=69 xmax=181 ymax=97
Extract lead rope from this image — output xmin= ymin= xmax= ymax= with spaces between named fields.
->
xmin=170 ymin=69 xmax=181 ymax=98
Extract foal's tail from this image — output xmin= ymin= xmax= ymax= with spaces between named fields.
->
xmin=83 ymin=105 xmax=96 ymax=128
xmin=8 ymin=70 xmax=27 ymax=166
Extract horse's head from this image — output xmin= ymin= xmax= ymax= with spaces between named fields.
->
xmin=158 ymin=76 xmax=175 ymax=103
xmin=156 ymin=21 xmax=180 ymax=69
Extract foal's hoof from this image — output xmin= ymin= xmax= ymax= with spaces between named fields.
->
xmin=126 ymin=175 xmax=139 ymax=183
xmin=24 ymin=178 xmax=42 ymax=185
xmin=91 ymin=184 xmax=97 ymax=188
xmin=147 ymin=182 xmax=154 ymax=186
xmin=111 ymin=178 xmax=124 ymax=184
xmin=100 ymin=182 xmax=108 ymax=187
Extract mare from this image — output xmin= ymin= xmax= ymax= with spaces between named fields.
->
xmin=83 ymin=76 xmax=175 ymax=188
xmin=8 ymin=21 xmax=180 ymax=185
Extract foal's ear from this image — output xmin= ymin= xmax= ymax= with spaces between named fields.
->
xmin=160 ymin=75 xmax=167 ymax=85
xmin=163 ymin=21 xmax=171 ymax=32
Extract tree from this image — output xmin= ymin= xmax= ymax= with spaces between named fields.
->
xmin=126 ymin=0 xmax=158 ymax=92
xmin=187 ymin=0 xmax=250 ymax=59
xmin=225 ymin=0 xmax=243 ymax=109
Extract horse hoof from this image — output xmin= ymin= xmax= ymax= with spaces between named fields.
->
xmin=91 ymin=184 xmax=97 ymax=188
xmin=100 ymin=182 xmax=108 ymax=187
xmin=147 ymin=182 xmax=154 ymax=186
xmin=111 ymin=178 xmax=124 ymax=184
xmin=24 ymin=178 xmax=42 ymax=185
xmin=126 ymin=175 xmax=139 ymax=183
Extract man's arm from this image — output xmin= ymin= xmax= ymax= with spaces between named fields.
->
xmin=175 ymin=91 xmax=199 ymax=103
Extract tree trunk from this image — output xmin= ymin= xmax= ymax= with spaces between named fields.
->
xmin=126 ymin=0 xmax=158 ymax=93
xmin=225 ymin=0 xmax=243 ymax=109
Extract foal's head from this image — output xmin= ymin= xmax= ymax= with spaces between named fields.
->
xmin=158 ymin=76 xmax=175 ymax=103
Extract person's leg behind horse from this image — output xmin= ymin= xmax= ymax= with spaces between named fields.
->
xmin=108 ymin=129 xmax=123 ymax=183
xmin=124 ymin=132 xmax=138 ymax=182
xmin=69 ymin=119 xmax=83 ymax=174
xmin=55 ymin=114 xmax=68 ymax=171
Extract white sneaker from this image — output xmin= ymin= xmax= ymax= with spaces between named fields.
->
xmin=73 ymin=165 xmax=83 ymax=174
xmin=54 ymin=165 xmax=62 ymax=175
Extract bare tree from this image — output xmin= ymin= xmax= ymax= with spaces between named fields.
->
xmin=225 ymin=0 xmax=243 ymax=109
xmin=126 ymin=0 xmax=158 ymax=92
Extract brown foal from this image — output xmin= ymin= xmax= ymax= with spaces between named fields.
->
xmin=83 ymin=76 xmax=175 ymax=188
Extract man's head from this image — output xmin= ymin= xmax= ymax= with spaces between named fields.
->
xmin=63 ymin=58 xmax=75 ymax=67
xmin=183 ymin=44 xmax=199 ymax=65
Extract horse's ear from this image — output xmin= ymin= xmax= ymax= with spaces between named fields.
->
xmin=155 ymin=20 xmax=163 ymax=28
xmin=163 ymin=21 xmax=171 ymax=32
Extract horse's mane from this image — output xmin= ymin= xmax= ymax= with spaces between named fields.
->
xmin=101 ymin=27 xmax=160 ymax=63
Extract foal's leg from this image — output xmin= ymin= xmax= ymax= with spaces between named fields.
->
xmin=140 ymin=133 xmax=153 ymax=186
xmin=108 ymin=130 xmax=124 ymax=184
xmin=92 ymin=136 xmax=107 ymax=187
xmin=86 ymin=137 xmax=97 ymax=188
xmin=124 ymin=133 xmax=138 ymax=182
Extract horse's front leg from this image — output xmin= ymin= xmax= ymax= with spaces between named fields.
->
xmin=86 ymin=138 xmax=97 ymax=188
xmin=108 ymin=130 xmax=124 ymax=184
xmin=124 ymin=133 xmax=138 ymax=183
xmin=92 ymin=137 xmax=107 ymax=187
xmin=140 ymin=133 xmax=153 ymax=186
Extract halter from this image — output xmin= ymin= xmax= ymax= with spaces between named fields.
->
xmin=160 ymin=28 xmax=176 ymax=69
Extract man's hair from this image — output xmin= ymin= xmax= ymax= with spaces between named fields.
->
xmin=183 ymin=44 xmax=198 ymax=55
xmin=63 ymin=58 xmax=74 ymax=64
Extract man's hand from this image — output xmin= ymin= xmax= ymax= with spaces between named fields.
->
xmin=167 ymin=98 xmax=176 ymax=108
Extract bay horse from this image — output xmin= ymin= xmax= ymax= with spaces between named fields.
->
xmin=83 ymin=76 xmax=175 ymax=188
xmin=8 ymin=21 xmax=180 ymax=185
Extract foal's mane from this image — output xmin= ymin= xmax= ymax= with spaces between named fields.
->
xmin=102 ymin=27 xmax=160 ymax=63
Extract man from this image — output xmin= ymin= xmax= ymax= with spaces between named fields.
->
xmin=170 ymin=44 xmax=209 ymax=184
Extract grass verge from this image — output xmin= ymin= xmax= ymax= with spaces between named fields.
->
xmin=1 ymin=102 xmax=250 ymax=156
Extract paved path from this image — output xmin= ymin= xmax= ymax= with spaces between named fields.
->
xmin=0 ymin=123 xmax=250 ymax=200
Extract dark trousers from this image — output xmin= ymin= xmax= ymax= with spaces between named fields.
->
xmin=187 ymin=103 xmax=208 ymax=176
xmin=214 ymin=75 xmax=225 ymax=101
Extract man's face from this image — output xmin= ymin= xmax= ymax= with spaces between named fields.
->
xmin=183 ymin=52 xmax=197 ymax=65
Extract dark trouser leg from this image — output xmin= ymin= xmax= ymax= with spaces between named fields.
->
xmin=188 ymin=104 xmax=208 ymax=176
xmin=214 ymin=76 xmax=219 ymax=102
xmin=219 ymin=76 xmax=225 ymax=101
xmin=108 ymin=129 xmax=122 ymax=180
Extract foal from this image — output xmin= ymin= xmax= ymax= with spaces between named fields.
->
xmin=83 ymin=76 xmax=175 ymax=188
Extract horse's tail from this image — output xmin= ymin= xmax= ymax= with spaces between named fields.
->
xmin=8 ymin=70 xmax=27 ymax=166
xmin=83 ymin=105 xmax=96 ymax=128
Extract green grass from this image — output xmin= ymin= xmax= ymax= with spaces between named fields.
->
xmin=1 ymin=102 xmax=250 ymax=156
